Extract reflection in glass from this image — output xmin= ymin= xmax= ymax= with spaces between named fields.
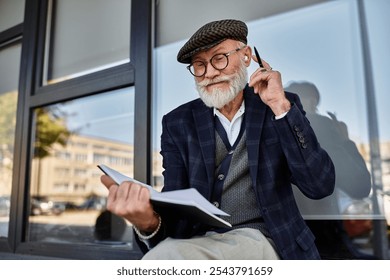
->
xmin=44 ymin=0 xmax=131 ymax=84
xmin=285 ymin=81 xmax=377 ymax=259
xmin=364 ymin=0 xmax=390 ymax=236
xmin=0 ymin=43 xmax=21 ymax=238
xmin=0 ymin=0 xmax=25 ymax=32
xmin=153 ymin=0 xmax=390 ymax=259
xmin=285 ymin=81 xmax=372 ymax=219
xmin=29 ymin=87 xmax=135 ymax=247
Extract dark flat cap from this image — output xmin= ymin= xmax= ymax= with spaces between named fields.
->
xmin=177 ymin=19 xmax=248 ymax=64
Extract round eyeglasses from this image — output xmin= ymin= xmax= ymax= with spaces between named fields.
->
xmin=187 ymin=46 xmax=246 ymax=77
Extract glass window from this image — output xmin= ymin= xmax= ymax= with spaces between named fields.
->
xmin=43 ymin=0 xmax=131 ymax=84
xmin=245 ymin=1 xmax=372 ymax=219
xmin=365 ymin=0 xmax=390 ymax=229
xmin=154 ymin=0 xmax=389 ymax=258
xmin=0 ymin=0 xmax=25 ymax=33
xmin=0 ymin=43 xmax=21 ymax=238
xmin=29 ymin=87 xmax=135 ymax=248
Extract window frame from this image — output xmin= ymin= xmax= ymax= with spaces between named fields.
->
xmin=0 ymin=22 xmax=23 ymax=255
xmin=0 ymin=0 xmax=153 ymax=259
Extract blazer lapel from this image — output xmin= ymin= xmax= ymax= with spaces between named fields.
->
xmin=193 ymin=105 xmax=215 ymax=197
xmin=244 ymin=87 xmax=267 ymax=186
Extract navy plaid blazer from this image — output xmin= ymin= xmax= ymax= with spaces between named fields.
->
xmin=140 ymin=85 xmax=335 ymax=259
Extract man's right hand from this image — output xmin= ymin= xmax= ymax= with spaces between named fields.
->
xmin=100 ymin=175 xmax=160 ymax=233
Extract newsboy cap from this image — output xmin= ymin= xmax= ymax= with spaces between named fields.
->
xmin=177 ymin=19 xmax=248 ymax=64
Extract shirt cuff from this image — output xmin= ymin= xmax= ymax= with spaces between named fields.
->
xmin=275 ymin=111 xmax=289 ymax=120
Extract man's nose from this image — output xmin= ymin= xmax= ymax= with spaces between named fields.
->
xmin=204 ymin=63 xmax=220 ymax=79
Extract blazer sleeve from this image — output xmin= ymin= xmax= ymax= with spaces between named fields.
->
xmin=274 ymin=92 xmax=335 ymax=199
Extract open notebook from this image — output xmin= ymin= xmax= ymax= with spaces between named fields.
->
xmin=98 ymin=164 xmax=231 ymax=228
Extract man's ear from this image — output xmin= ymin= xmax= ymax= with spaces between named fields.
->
xmin=244 ymin=46 xmax=252 ymax=66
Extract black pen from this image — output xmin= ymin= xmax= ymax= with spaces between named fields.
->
xmin=253 ymin=46 xmax=264 ymax=68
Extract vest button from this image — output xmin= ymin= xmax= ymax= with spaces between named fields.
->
xmin=217 ymin=174 xmax=225 ymax=180
xmin=213 ymin=201 xmax=220 ymax=208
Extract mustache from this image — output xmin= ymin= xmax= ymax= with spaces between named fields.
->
xmin=197 ymin=75 xmax=232 ymax=87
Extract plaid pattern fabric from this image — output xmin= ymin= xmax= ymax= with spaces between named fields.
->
xmin=177 ymin=19 xmax=248 ymax=64
xmin=145 ymin=85 xmax=335 ymax=260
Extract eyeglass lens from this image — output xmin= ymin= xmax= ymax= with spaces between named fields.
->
xmin=189 ymin=54 xmax=228 ymax=77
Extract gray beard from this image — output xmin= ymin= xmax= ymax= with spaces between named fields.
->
xmin=196 ymin=62 xmax=248 ymax=109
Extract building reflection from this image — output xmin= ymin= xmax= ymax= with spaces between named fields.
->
xmin=28 ymin=133 xmax=163 ymax=244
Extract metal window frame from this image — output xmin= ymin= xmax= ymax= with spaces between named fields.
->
xmin=0 ymin=0 xmax=153 ymax=259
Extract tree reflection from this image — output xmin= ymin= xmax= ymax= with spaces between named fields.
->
xmin=34 ymin=107 xmax=71 ymax=158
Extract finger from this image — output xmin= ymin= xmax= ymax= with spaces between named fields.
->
xmin=138 ymin=186 xmax=152 ymax=204
xmin=115 ymin=181 xmax=135 ymax=202
xmin=249 ymin=70 xmax=271 ymax=89
xmin=100 ymin=175 xmax=117 ymax=189
xmin=254 ymin=66 xmax=272 ymax=75
xmin=250 ymin=66 xmax=280 ymax=85
xmin=106 ymin=184 xmax=119 ymax=212
xmin=251 ymin=54 xmax=258 ymax=63
xmin=262 ymin=60 xmax=272 ymax=70
xmin=132 ymin=187 xmax=153 ymax=215
xmin=107 ymin=182 xmax=133 ymax=215
xmin=127 ymin=182 xmax=145 ymax=201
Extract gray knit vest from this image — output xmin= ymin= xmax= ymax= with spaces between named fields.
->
xmin=215 ymin=130 xmax=270 ymax=237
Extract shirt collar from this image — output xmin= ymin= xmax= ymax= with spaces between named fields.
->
xmin=213 ymin=100 xmax=245 ymax=120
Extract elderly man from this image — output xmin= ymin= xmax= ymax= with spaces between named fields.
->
xmin=101 ymin=19 xmax=335 ymax=259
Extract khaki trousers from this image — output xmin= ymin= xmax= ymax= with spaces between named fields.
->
xmin=142 ymin=228 xmax=280 ymax=260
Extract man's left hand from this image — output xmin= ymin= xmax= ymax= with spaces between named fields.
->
xmin=248 ymin=57 xmax=291 ymax=116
